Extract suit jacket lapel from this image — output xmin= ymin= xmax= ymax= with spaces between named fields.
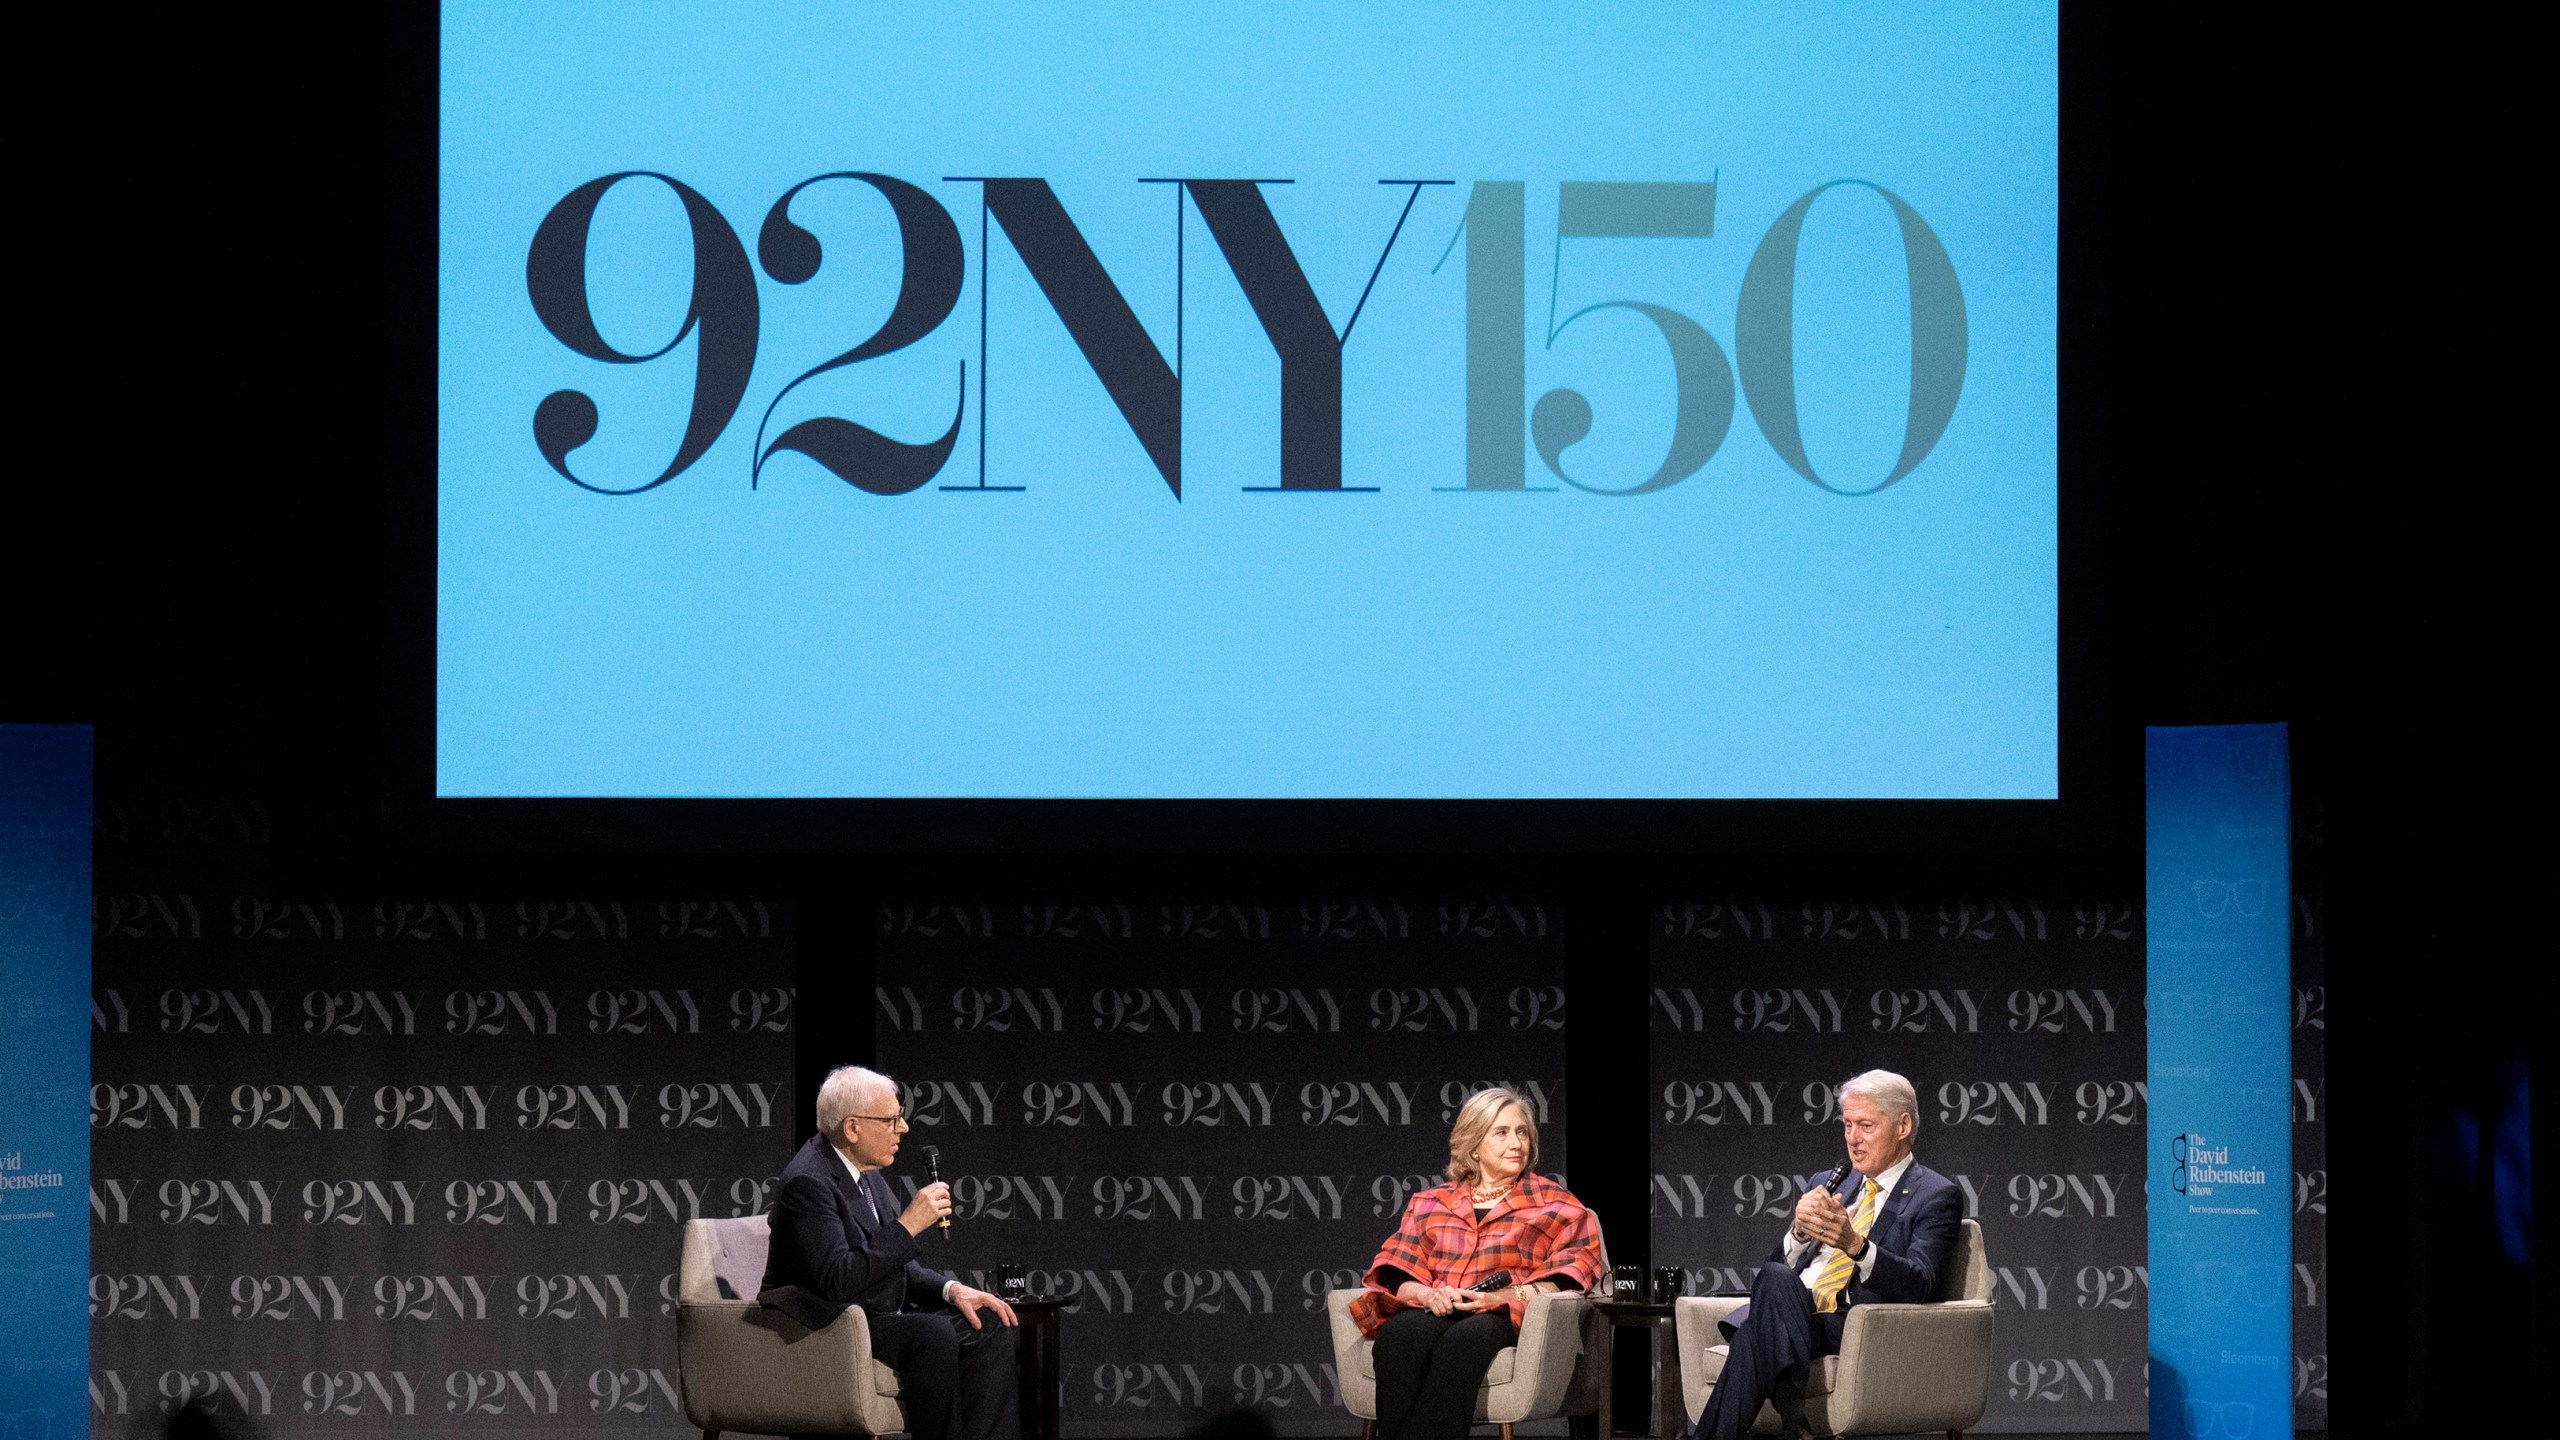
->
xmin=1861 ymin=1165 xmax=1923 ymax=1256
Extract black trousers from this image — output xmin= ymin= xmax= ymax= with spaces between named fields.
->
xmin=1690 ymin=1262 xmax=1846 ymax=1440
xmin=802 ymin=1308 xmax=1017 ymax=1440
xmin=1373 ymin=1308 xmax=1519 ymax=1440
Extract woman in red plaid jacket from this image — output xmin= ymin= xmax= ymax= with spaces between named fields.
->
xmin=1348 ymin=1087 xmax=1606 ymax=1440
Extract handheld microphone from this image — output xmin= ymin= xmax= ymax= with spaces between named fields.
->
xmin=923 ymin=1145 xmax=951 ymax=1233
xmin=1791 ymin=1161 xmax=1857 ymax=1255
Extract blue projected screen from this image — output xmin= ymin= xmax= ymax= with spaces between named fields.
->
xmin=437 ymin=1 xmax=2057 ymax=799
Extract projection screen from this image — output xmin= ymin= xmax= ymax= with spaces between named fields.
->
xmin=437 ymin=1 xmax=2058 ymax=800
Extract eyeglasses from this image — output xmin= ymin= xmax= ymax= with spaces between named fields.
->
xmin=2187 ymin=1261 xmax=2291 ymax=1308
xmin=850 ymin=1112 xmax=909 ymax=1129
xmin=0 ymin=880 xmax=78 ymax=920
xmin=2192 ymin=879 xmax=2268 ymax=918
xmin=0 ymin=1265 xmax=82 ymax=1309
xmin=2185 ymin=1400 xmax=2257 ymax=1438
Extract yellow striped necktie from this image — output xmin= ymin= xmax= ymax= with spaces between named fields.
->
xmin=1812 ymin=1178 xmax=1880 ymax=1314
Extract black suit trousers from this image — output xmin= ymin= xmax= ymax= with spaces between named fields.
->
xmin=799 ymin=1309 xmax=1018 ymax=1440
xmin=1372 ymin=1308 xmax=1518 ymax=1440
xmin=1691 ymin=1262 xmax=1845 ymax=1440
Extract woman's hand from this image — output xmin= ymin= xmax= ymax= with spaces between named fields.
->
xmin=1397 ymin=1279 xmax=1544 ymax=1314
xmin=1396 ymin=1281 xmax=1459 ymax=1315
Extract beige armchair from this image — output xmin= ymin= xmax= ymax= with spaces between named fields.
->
xmin=676 ymin=1214 xmax=908 ymax=1439
xmin=1673 ymin=1218 xmax=1993 ymax=1439
xmin=1326 ymin=1228 xmax=1609 ymax=1440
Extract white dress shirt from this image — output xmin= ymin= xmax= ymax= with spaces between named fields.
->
xmin=1779 ymin=1151 xmax=1915 ymax=1292
xmin=834 ymin=1145 xmax=959 ymax=1304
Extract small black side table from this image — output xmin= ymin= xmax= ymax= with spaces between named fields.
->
xmin=1592 ymin=1300 xmax=1685 ymax=1440
xmin=1010 ymin=1298 xmax=1067 ymax=1440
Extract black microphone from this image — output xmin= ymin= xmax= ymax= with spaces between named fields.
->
xmin=1790 ymin=1160 xmax=1856 ymax=1259
xmin=922 ymin=1145 xmax=951 ymax=1233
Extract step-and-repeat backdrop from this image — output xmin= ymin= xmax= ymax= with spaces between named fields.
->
xmin=1651 ymin=893 xmax=2325 ymax=1432
xmin=86 ymin=801 xmax=794 ymax=1438
xmin=876 ymin=897 xmax=1570 ymax=1439
xmin=88 ymin=851 xmax=2324 ymax=1436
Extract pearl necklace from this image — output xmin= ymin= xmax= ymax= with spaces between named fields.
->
xmin=1470 ymin=1177 xmax=1516 ymax=1203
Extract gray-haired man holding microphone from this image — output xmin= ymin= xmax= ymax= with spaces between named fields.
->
xmin=1690 ymin=1070 xmax=1962 ymax=1440
xmin=760 ymin=1065 xmax=1018 ymax=1440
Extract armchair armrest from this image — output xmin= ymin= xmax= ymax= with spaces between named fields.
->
xmin=1672 ymin=1296 xmax=1748 ymax=1422
xmin=677 ymin=1300 xmax=881 ymax=1435
xmin=1498 ymin=1289 xmax=1593 ymax=1422
xmin=1825 ymin=1299 xmax=1995 ymax=1435
xmin=1327 ymin=1287 xmax=1594 ymax=1424
xmin=1559 ymin=1291 xmax=1614 ymax=1419
xmin=1327 ymin=1290 xmax=1377 ymax=1418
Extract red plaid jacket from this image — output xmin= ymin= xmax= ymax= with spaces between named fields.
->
xmin=1348 ymin=1171 xmax=1605 ymax=1336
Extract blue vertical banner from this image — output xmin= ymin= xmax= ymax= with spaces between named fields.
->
xmin=2146 ymin=723 xmax=2291 ymax=1440
xmin=0 ymin=725 xmax=91 ymax=1440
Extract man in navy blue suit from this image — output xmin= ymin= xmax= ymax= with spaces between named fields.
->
xmin=760 ymin=1065 xmax=1019 ymax=1440
xmin=1690 ymin=1069 xmax=1963 ymax=1440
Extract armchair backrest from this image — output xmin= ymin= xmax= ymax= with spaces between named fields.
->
xmin=680 ymin=1214 xmax=772 ymax=1304
xmin=1942 ymin=1218 xmax=1990 ymax=1303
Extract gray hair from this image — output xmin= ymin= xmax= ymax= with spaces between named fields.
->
xmin=1839 ymin=1069 xmax=1919 ymax=1133
xmin=815 ymin=1065 xmax=896 ymax=1136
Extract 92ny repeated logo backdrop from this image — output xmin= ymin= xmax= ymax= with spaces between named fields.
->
xmin=87 ymin=891 xmax=795 ymax=1435
xmin=87 ymin=872 xmax=2323 ymax=1435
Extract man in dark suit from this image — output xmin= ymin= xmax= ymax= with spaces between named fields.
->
xmin=1691 ymin=1069 xmax=1963 ymax=1440
xmin=761 ymin=1065 xmax=1018 ymax=1440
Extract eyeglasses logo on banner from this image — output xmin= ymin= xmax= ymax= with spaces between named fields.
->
xmin=522 ymin=173 xmax=1967 ymax=500
xmin=2191 ymin=878 xmax=2267 ymax=918
xmin=2186 ymin=1399 xmax=2257 ymax=1439
xmin=0 ymin=1264 xmax=82 ymax=1312
xmin=2182 ymin=1261 xmax=2291 ymax=1310
xmin=0 ymin=879 xmax=80 ymax=922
